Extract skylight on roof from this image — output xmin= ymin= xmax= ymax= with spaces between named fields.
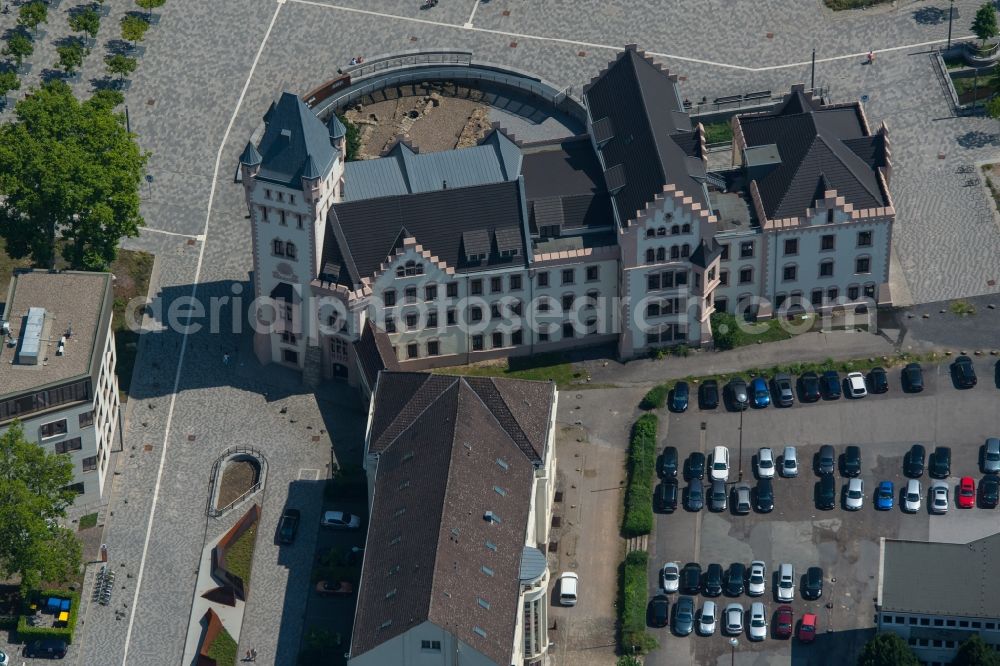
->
xmin=485 ymin=541 xmax=497 ymax=551
xmin=473 ymin=626 xmax=487 ymax=638
xmin=496 ymin=458 xmax=509 ymax=470
xmin=494 ymin=486 xmax=507 ymax=497
xmin=477 ymin=597 xmax=491 ymax=610
xmin=481 ymin=565 xmax=494 ymax=576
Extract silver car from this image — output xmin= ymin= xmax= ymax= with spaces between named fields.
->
xmin=698 ymin=600 xmax=717 ymax=636
xmin=904 ymin=479 xmax=922 ymax=513
xmin=749 ymin=601 xmax=767 ymax=641
xmin=733 ymin=484 xmax=752 ymax=515
xmin=724 ymin=602 xmax=744 ymax=635
xmin=756 ymin=447 xmax=775 ymax=479
xmin=748 ymin=560 xmax=766 ymax=596
xmin=781 ymin=446 xmax=798 ymax=478
xmin=777 ymin=563 xmax=794 ymax=602
xmin=983 ymin=438 xmax=1000 ymax=474
xmin=845 ymin=478 xmax=864 ymax=511
xmin=661 ymin=562 xmax=680 ymax=593
xmin=931 ymin=480 xmax=950 ymax=513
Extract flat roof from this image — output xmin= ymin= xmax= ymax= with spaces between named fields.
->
xmin=0 ymin=271 xmax=113 ymax=400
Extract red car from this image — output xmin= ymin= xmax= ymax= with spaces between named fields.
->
xmin=799 ymin=613 xmax=817 ymax=643
xmin=775 ymin=605 xmax=794 ymax=639
xmin=958 ymin=477 xmax=976 ymax=509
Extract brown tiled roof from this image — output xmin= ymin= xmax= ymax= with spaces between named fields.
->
xmin=353 ymin=321 xmax=399 ymax=390
xmin=352 ymin=373 xmax=555 ymax=664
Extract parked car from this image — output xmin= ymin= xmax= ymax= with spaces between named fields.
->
xmin=781 ymin=446 xmax=799 ymax=478
xmin=952 ymin=355 xmax=977 ymax=388
xmin=278 ymin=508 xmax=301 ymax=544
xmin=875 ymin=481 xmax=894 ymax=511
xmin=725 ymin=563 xmax=746 ymax=597
xmin=727 ymin=377 xmax=750 ymax=411
xmin=799 ymin=372 xmax=821 ymax=402
xmin=316 ymin=580 xmax=354 ymax=597
xmin=817 ymin=445 xmax=836 ymax=475
xmin=982 ymin=438 xmax=1000 ymax=474
xmin=817 ymin=473 xmax=836 ymax=510
xmin=905 ymin=444 xmax=926 ymax=478
xmin=699 ymin=379 xmax=720 ymax=410
xmin=750 ymin=376 xmax=771 ymax=408
xmin=321 ymin=510 xmax=361 ymax=529
xmin=755 ymin=478 xmax=774 ymax=513
xmin=680 ymin=563 xmax=702 ymax=595
xmin=733 ymin=484 xmax=752 ymax=515
xmin=659 ymin=446 xmax=679 ymax=479
xmin=756 ymin=447 xmax=776 ymax=479
xmin=724 ymin=603 xmax=744 ymax=635
xmin=803 ymin=567 xmax=823 ymax=600
xmin=685 ymin=478 xmax=704 ymax=511
xmin=958 ymin=477 xmax=976 ymax=509
xmin=771 ymin=372 xmax=795 ymax=407
xmin=775 ymin=605 xmax=794 ymax=639
xmin=748 ymin=560 xmax=766 ymax=597
xmin=670 ymin=381 xmax=690 ymax=412
xmin=821 ymin=370 xmax=841 ymax=399
xmin=703 ymin=563 xmax=723 ymax=597
xmin=777 ymin=563 xmax=795 ymax=602
xmin=929 ymin=446 xmax=952 ymax=479
xmin=686 ymin=451 xmax=706 ymax=480
xmin=710 ymin=446 xmax=730 ymax=481
xmin=0 ymin=649 xmax=7 ymax=666
xmin=749 ymin=601 xmax=767 ymax=641
xmin=650 ymin=594 xmax=670 ymax=628
xmin=710 ymin=478 xmax=728 ymax=512
xmin=842 ymin=445 xmax=862 ymax=478
xmin=902 ymin=363 xmax=924 ymax=393
xmin=930 ymin=480 xmax=950 ymax=513
xmin=799 ymin=612 xmax=818 ymax=643
xmin=980 ymin=476 xmax=1000 ymax=508
xmin=904 ymin=479 xmax=922 ymax=513
xmin=846 ymin=372 xmax=868 ymax=398
xmin=868 ymin=366 xmax=888 ymax=394
xmin=845 ymin=478 xmax=865 ymax=511
xmin=558 ymin=572 xmax=579 ymax=606
xmin=655 ymin=480 xmax=678 ymax=513
xmin=697 ymin=600 xmax=718 ymax=636
xmin=673 ymin=595 xmax=695 ymax=635
xmin=23 ymin=641 xmax=67 ymax=659
xmin=661 ymin=562 xmax=680 ymax=593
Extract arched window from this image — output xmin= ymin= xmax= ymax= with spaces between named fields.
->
xmin=670 ymin=225 xmax=680 ymax=235
xmin=396 ymin=266 xmax=405 ymax=277
xmin=272 ymin=239 xmax=284 ymax=256
xmin=656 ymin=247 xmax=666 ymax=261
xmin=681 ymin=244 xmax=690 ymax=258
xmin=670 ymin=246 xmax=680 ymax=259
xmin=645 ymin=248 xmax=655 ymax=263
xmin=656 ymin=227 xmax=667 ymax=237
xmin=681 ymin=223 xmax=691 ymax=233
xmin=645 ymin=228 xmax=655 ymax=239
xmin=404 ymin=261 xmax=417 ymax=276
xmin=285 ymin=241 xmax=297 ymax=260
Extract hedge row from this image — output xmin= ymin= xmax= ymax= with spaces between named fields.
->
xmin=621 ymin=414 xmax=657 ymax=537
xmin=619 ymin=550 xmax=657 ymax=654
xmin=639 ymin=384 xmax=668 ymax=410
xmin=16 ymin=588 xmax=81 ymax=644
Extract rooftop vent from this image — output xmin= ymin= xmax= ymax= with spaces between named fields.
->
xmin=18 ymin=307 xmax=45 ymax=365
xmin=484 ymin=511 xmax=501 ymax=524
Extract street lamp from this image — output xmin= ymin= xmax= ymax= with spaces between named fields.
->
xmin=947 ymin=0 xmax=955 ymax=50
xmin=730 ymin=637 xmax=739 ymax=665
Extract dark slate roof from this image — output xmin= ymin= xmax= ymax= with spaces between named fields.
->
xmin=326 ymin=180 xmax=527 ymax=286
xmin=256 ymin=92 xmax=335 ymax=187
xmin=239 ymin=141 xmax=262 ymax=166
xmin=690 ymin=237 xmax=723 ymax=269
xmin=520 ymin=136 xmax=614 ymax=232
xmin=354 ymin=321 xmax=399 ymax=390
xmin=328 ymin=114 xmax=346 ymax=140
xmin=583 ymin=45 xmax=708 ymax=225
xmin=352 ymin=373 xmax=555 ymax=664
xmin=738 ymin=87 xmax=888 ymax=219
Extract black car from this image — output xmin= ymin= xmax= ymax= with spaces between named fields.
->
xmin=952 ymin=355 xmax=977 ymax=389
xmin=799 ymin=372 xmax=821 ymax=402
xmin=658 ymin=446 xmax=679 ymax=479
xmin=670 ymin=381 xmax=690 ymax=412
xmin=686 ymin=478 xmax=704 ymax=511
xmin=868 ymin=366 xmax=888 ymax=394
xmin=802 ymin=566 xmax=824 ymax=600
xmin=703 ymin=563 xmax=723 ymax=597
xmin=24 ymin=639 xmax=68 ymax=659
xmin=904 ymin=444 xmax=926 ymax=478
xmin=727 ymin=377 xmax=749 ymax=411
xmin=725 ymin=563 xmax=746 ymax=596
xmin=980 ymin=476 xmax=1000 ymax=508
xmin=902 ymin=363 xmax=924 ymax=393
xmin=650 ymin=594 xmax=670 ymax=628
xmin=818 ymin=445 xmax=836 ymax=475
xmin=699 ymin=379 xmax=720 ymax=410
xmin=817 ymin=473 xmax=836 ymax=510
xmin=672 ymin=595 xmax=695 ymax=636
xmin=771 ymin=372 xmax=795 ymax=407
xmin=686 ymin=451 xmax=706 ymax=480
xmin=680 ymin=563 xmax=702 ymax=594
xmin=655 ymin=480 xmax=678 ymax=513
xmin=754 ymin=478 xmax=774 ymax=513
xmin=278 ymin=508 xmax=301 ymax=545
xmin=841 ymin=445 xmax=862 ymax=478
xmin=821 ymin=371 xmax=841 ymax=400
xmin=929 ymin=446 xmax=952 ymax=479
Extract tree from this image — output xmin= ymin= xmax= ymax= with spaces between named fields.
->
xmin=0 ymin=71 xmax=20 ymax=103
xmin=0 ymin=80 xmax=148 ymax=269
xmin=90 ymin=88 xmax=124 ymax=110
xmin=17 ymin=1 xmax=48 ymax=35
xmin=0 ymin=423 xmax=82 ymax=593
xmin=858 ymin=633 xmax=920 ymax=666
xmin=986 ymin=94 xmax=1000 ymax=120
xmin=120 ymin=14 xmax=149 ymax=46
xmin=971 ymin=2 xmax=998 ymax=46
xmin=337 ymin=114 xmax=361 ymax=161
xmin=3 ymin=32 xmax=34 ymax=67
xmin=135 ymin=0 xmax=165 ymax=18
xmin=56 ymin=41 xmax=85 ymax=75
xmin=953 ymin=635 xmax=1000 ymax=666
xmin=105 ymin=53 xmax=137 ymax=80
xmin=68 ymin=7 xmax=101 ymax=40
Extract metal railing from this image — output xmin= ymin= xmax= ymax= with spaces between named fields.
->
xmin=206 ymin=446 xmax=267 ymax=518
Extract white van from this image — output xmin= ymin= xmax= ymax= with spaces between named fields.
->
xmin=558 ymin=572 xmax=579 ymax=606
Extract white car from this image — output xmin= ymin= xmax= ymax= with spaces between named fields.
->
xmin=845 ymin=478 xmax=864 ymax=511
xmin=781 ymin=446 xmax=798 ymax=478
xmin=747 ymin=560 xmax=766 ymax=597
xmin=846 ymin=372 xmax=868 ymax=398
xmin=661 ymin=562 xmax=680 ymax=593
xmin=724 ymin=602 xmax=744 ymax=635
xmin=756 ymin=448 xmax=775 ymax=479
xmin=698 ymin=600 xmax=717 ymax=636
xmin=320 ymin=510 xmax=361 ymax=529
xmin=777 ymin=563 xmax=795 ymax=602
xmin=931 ymin=480 xmax=950 ymax=514
xmin=749 ymin=601 xmax=767 ymax=641
xmin=710 ymin=446 xmax=730 ymax=481
xmin=558 ymin=572 xmax=579 ymax=606
xmin=904 ymin=479 xmax=922 ymax=513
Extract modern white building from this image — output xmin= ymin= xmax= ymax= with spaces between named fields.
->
xmin=348 ymin=372 xmax=558 ymax=666
xmin=0 ymin=271 xmax=120 ymax=506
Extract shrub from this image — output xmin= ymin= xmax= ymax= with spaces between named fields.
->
xmin=639 ymin=384 xmax=668 ymax=410
xmin=16 ymin=588 xmax=81 ymax=644
xmin=622 ymin=415 xmax=657 ymax=537
xmin=619 ymin=550 xmax=657 ymax=653
xmin=710 ymin=312 xmax=739 ymax=350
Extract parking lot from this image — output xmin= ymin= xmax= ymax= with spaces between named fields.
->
xmin=645 ymin=357 xmax=1000 ymax=666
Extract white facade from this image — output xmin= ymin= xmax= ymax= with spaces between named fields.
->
xmin=877 ymin=610 xmax=1000 ymax=665
xmin=349 ymin=620 xmax=499 ymax=666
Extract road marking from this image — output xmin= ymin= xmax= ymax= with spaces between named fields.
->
xmin=140 ymin=227 xmax=204 ymax=240
xmin=119 ymin=4 xmax=285 ymax=664
xmin=464 ymin=0 xmax=479 ymax=28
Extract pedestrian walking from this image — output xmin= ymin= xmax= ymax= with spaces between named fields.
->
xmin=866 ymin=50 xmax=875 ymax=65
xmin=250 ymin=648 xmax=257 ymax=661
xmin=244 ymin=650 xmax=252 ymax=662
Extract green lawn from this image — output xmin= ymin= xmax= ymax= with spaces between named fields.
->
xmin=711 ymin=312 xmax=797 ymax=350
xmin=78 ymin=513 xmax=98 ymax=530
xmin=206 ymin=625 xmax=238 ymax=666
xmin=224 ymin=524 xmax=257 ymax=584
xmin=951 ymin=75 xmax=1000 ymax=99
xmin=434 ymin=353 xmax=587 ymax=388
xmin=702 ymin=121 xmax=733 ymax=144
